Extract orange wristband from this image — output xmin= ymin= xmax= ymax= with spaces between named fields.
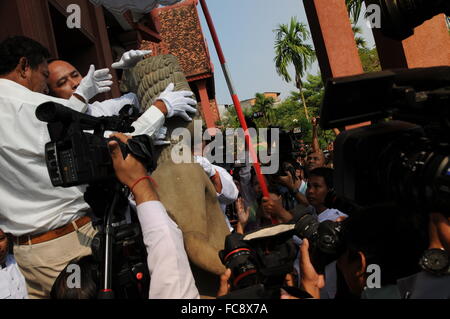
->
xmin=130 ymin=176 xmax=157 ymax=193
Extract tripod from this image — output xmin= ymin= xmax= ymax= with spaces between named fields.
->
xmin=86 ymin=181 xmax=150 ymax=299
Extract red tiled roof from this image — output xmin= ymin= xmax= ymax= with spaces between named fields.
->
xmin=147 ymin=0 xmax=213 ymax=79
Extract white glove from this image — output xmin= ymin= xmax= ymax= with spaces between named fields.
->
xmin=194 ymin=156 xmax=216 ymax=178
xmin=157 ymin=83 xmax=197 ymax=121
xmin=111 ymin=50 xmax=152 ymax=69
xmin=74 ymin=65 xmax=113 ymax=102
xmin=153 ymin=126 xmax=170 ymax=146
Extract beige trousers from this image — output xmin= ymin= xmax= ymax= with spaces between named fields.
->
xmin=13 ymin=222 xmax=97 ymax=299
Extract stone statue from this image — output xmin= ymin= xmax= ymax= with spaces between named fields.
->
xmin=120 ymin=54 xmax=230 ymax=296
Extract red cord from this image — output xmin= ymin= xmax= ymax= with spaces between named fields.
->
xmin=130 ymin=176 xmax=157 ymax=193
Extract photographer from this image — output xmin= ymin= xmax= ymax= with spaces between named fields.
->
xmin=0 ymin=36 xmax=196 ymax=298
xmin=51 ymin=133 xmax=199 ymax=299
xmin=281 ymin=204 xmax=429 ymax=299
xmin=108 ymin=133 xmax=200 ymax=299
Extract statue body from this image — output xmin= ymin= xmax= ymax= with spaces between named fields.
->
xmin=121 ymin=54 xmax=229 ymax=296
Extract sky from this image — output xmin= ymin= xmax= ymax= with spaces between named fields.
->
xmin=197 ymin=0 xmax=375 ymax=105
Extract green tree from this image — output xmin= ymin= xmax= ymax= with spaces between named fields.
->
xmin=274 ymin=17 xmax=316 ymax=121
xmin=352 ymin=23 xmax=368 ymax=49
xmin=359 ymin=47 xmax=381 ymax=72
xmin=220 ymin=105 xmax=252 ymax=129
xmin=273 ymin=97 xmax=308 ymax=131
xmin=346 ymin=0 xmax=364 ymax=24
xmin=252 ymin=93 xmax=275 ymax=128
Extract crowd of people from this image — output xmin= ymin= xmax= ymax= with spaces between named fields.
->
xmin=0 ymin=35 xmax=449 ymax=300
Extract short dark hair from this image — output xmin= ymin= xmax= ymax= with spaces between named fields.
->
xmin=50 ymin=255 xmax=98 ymax=299
xmin=308 ymin=167 xmax=334 ymax=189
xmin=0 ymin=36 xmax=50 ymax=75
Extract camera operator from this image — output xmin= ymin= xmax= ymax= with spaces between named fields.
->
xmin=50 ymin=133 xmax=199 ymax=299
xmin=108 ymin=133 xmax=199 ymax=299
xmin=280 ymin=204 xmax=429 ymax=299
xmin=0 ymin=36 xmax=196 ymax=298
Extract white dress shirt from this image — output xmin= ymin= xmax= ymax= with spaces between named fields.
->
xmin=213 ymin=165 xmax=239 ymax=231
xmin=0 ymin=255 xmax=28 ymax=299
xmin=136 ymin=201 xmax=199 ymax=299
xmin=85 ymin=92 xmax=165 ymax=138
xmin=0 ymin=79 xmax=164 ymax=236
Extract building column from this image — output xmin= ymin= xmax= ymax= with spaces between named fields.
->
xmin=371 ymin=14 xmax=450 ymax=69
xmin=303 ymin=0 xmax=364 ymax=82
xmin=303 ymin=0 xmax=367 ymax=130
xmin=196 ymin=79 xmax=217 ymax=129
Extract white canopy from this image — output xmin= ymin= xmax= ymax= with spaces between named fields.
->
xmin=89 ymin=0 xmax=182 ymax=14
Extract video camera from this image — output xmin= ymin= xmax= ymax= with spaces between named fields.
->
xmin=35 ymin=102 xmax=156 ymax=187
xmin=36 ymin=101 xmax=156 ymax=298
xmin=218 ymin=211 xmax=346 ymax=299
xmin=320 ymin=66 xmax=450 ymax=216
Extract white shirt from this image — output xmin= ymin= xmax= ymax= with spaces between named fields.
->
xmin=136 ymin=201 xmax=199 ymax=299
xmin=85 ymin=92 xmax=165 ymax=138
xmin=0 ymin=79 xmax=164 ymax=236
xmin=0 ymin=255 xmax=28 ymax=299
xmin=317 ymin=208 xmax=348 ymax=223
xmin=214 ymin=165 xmax=239 ymax=232
xmin=86 ymin=93 xmax=140 ymax=117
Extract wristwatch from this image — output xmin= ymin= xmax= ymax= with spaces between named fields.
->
xmin=419 ymin=248 xmax=450 ymax=276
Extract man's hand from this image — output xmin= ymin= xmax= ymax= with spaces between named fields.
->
xmin=74 ymin=64 xmax=113 ymax=102
xmin=262 ymin=194 xmax=292 ymax=223
xmin=157 ymin=83 xmax=197 ymax=121
xmin=108 ymin=133 xmax=146 ymax=188
xmin=217 ymin=269 xmax=231 ymax=297
xmin=277 ymin=173 xmax=300 ymax=193
xmin=194 ymin=156 xmax=216 ymax=178
xmin=153 ymin=126 xmax=170 ymax=146
xmin=299 ymin=238 xmax=324 ymax=299
xmin=112 ymin=50 xmax=152 ymax=70
xmin=109 ymin=133 xmax=158 ymax=204
xmin=236 ymin=197 xmax=250 ymax=234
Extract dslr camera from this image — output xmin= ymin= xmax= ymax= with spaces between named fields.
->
xmin=218 ymin=211 xmax=345 ymax=299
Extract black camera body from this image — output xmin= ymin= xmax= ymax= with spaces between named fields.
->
xmin=218 ymin=227 xmax=298 ymax=299
xmin=320 ymin=66 xmax=450 ymax=216
xmin=218 ymin=212 xmax=345 ymax=298
xmin=36 ymin=101 xmax=156 ymax=188
xmin=36 ymin=101 xmax=156 ymax=299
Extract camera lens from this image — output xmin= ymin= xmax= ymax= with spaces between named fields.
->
xmin=220 ymin=233 xmax=259 ymax=290
xmin=223 ymin=248 xmax=258 ymax=289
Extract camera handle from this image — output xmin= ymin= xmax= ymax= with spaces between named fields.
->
xmin=97 ymin=182 xmax=126 ymax=299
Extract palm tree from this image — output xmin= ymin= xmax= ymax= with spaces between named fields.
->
xmin=352 ymin=23 xmax=368 ymax=49
xmin=274 ymin=17 xmax=316 ymax=121
xmin=254 ymin=93 xmax=275 ymax=127
xmin=345 ymin=0 xmax=364 ymax=24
